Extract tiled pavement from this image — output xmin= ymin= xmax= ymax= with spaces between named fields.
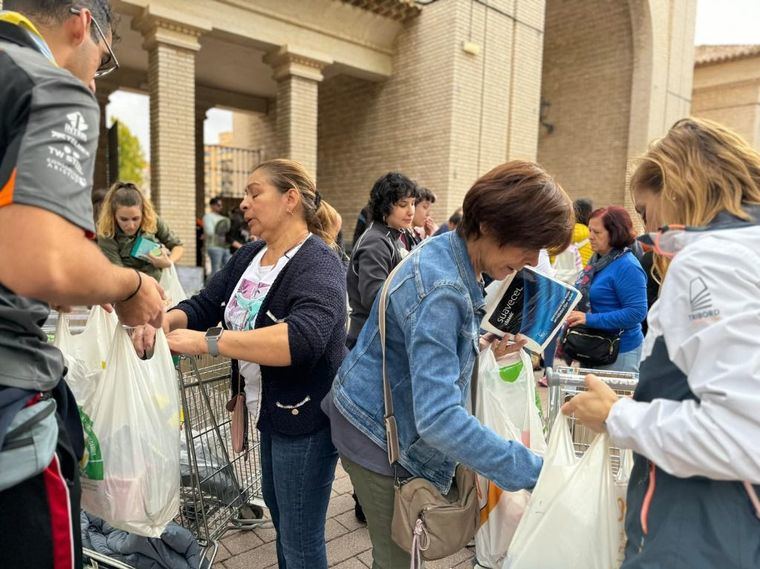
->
xmin=214 ymin=459 xmax=476 ymax=569
xmin=214 ymin=381 xmax=550 ymax=569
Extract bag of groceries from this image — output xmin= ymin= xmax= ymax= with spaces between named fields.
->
xmin=504 ymin=414 xmax=619 ymax=569
xmin=474 ymin=348 xmax=546 ymax=568
xmin=80 ymin=324 xmax=181 ymax=538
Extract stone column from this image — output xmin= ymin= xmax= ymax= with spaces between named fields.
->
xmin=195 ymin=102 xmax=212 ymax=221
xmin=93 ymin=87 xmax=113 ymax=192
xmin=135 ymin=13 xmax=206 ymax=267
xmin=265 ymin=46 xmax=332 ymax=179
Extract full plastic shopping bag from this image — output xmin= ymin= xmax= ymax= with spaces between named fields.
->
xmin=160 ymin=263 xmax=188 ymax=308
xmin=54 ymin=306 xmax=118 ymax=373
xmin=80 ymin=324 xmax=181 ymax=538
xmin=474 ymin=348 xmax=547 ymax=568
xmin=504 ymin=414 xmax=619 ymax=569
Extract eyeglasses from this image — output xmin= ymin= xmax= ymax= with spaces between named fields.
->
xmin=69 ymin=6 xmax=119 ymax=79
xmin=637 ymin=224 xmax=712 ymax=258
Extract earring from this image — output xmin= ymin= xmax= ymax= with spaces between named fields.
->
xmin=287 ymin=209 xmax=294 ymax=215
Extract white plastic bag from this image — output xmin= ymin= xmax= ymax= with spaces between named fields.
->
xmin=80 ymin=325 xmax=181 ymax=538
xmin=504 ymin=415 xmax=619 ymax=569
xmin=160 ymin=263 xmax=188 ymax=308
xmin=54 ymin=306 xmax=118 ymax=373
xmin=475 ymin=348 xmax=546 ymax=568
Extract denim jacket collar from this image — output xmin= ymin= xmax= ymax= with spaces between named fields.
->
xmin=448 ymin=231 xmax=486 ymax=314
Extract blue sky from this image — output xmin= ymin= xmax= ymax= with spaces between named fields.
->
xmin=108 ymin=0 xmax=760 ymax=159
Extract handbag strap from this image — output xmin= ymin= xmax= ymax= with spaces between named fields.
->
xmin=379 ymin=255 xmax=412 ymax=466
xmin=379 ymin=244 xmax=480 ymax=467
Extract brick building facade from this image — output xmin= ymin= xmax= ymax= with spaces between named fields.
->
xmin=51 ymin=0 xmax=696 ymax=264
xmin=692 ymin=45 xmax=760 ymax=150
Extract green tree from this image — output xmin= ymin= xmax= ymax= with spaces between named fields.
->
xmin=111 ymin=118 xmax=147 ymax=186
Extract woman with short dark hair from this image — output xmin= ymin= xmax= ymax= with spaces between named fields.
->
xmin=564 ymin=205 xmax=648 ymax=373
xmin=346 ymin=172 xmax=417 ymax=347
xmin=325 ymin=161 xmax=574 ymax=569
xmin=404 ymin=186 xmax=437 ymax=249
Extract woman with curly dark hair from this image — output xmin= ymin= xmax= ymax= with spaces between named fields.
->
xmin=346 ymin=172 xmax=417 ymax=348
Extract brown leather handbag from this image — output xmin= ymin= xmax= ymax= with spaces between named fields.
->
xmin=378 ymin=259 xmax=480 ymax=566
xmin=226 ymin=361 xmax=248 ymax=453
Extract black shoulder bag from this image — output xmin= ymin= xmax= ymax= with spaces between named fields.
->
xmin=560 ymin=249 xmax=626 ymax=367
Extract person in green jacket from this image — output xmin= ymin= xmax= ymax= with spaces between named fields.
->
xmin=97 ymin=181 xmax=184 ymax=281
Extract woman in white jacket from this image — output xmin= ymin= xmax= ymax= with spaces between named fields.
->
xmin=563 ymin=117 xmax=760 ymax=569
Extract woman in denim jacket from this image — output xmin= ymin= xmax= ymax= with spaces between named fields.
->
xmin=324 ymin=161 xmax=575 ymax=568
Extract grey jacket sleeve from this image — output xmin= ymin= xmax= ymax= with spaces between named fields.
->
xmin=356 ymin=238 xmax=396 ymax=314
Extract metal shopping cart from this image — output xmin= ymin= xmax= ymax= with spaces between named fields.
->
xmin=175 ymin=353 xmax=266 ymax=565
xmin=545 ymin=366 xmax=639 ymax=474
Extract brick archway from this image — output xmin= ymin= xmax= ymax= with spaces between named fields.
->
xmin=536 ymin=0 xmax=635 ymax=209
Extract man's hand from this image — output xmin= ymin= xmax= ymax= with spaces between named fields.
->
xmin=115 ymin=273 xmax=166 ymax=328
xmin=561 ymin=374 xmax=619 ymax=433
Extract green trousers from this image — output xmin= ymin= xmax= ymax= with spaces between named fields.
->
xmin=341 ymin=456 xmax=415 ymax=569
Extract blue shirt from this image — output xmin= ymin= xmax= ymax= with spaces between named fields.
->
xmin=584 ymin=251 xmax=648 ymax=353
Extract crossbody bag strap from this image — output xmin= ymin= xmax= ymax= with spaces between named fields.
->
xmin=379 ymin=254 xmax=415 ymax=467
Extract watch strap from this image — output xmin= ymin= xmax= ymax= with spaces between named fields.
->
xmin=206 ymin=328 xmax=222 ymax=356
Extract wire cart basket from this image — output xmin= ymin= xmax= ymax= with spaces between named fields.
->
xmin=175 ymin=353 xmax=266 ymax=565
xmin=545 ymin=365 xmax=639 ymax=475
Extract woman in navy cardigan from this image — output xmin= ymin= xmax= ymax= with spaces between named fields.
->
xmin=135 ymin=160 xmax=347 ymax=569
xmin=565 ymin=206 xmax=648 ymax=373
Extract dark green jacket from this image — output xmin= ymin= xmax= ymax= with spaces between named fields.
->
xmin=97 ymin=218 xmax=182 ymax=281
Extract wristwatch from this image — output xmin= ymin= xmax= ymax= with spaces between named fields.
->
xmin=204 ymin=326 xmax=224 ymax=356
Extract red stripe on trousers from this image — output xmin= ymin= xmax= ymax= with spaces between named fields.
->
xmin=42 ymin=454 xmax=74 ymax=569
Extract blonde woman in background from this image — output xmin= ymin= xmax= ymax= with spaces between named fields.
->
xmin=97 ymin=181 xmax=184 ymax=281
xmin=564 ymin=118 xmax=760 ymax=569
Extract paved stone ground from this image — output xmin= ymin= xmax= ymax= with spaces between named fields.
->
xmin=214 ymin=382 xmax=551 ymax=569
xmin=214 ymin=460 xmax=477 ymax=569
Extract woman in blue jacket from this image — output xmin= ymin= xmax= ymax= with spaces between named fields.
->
xmin=325 ymin=161 xmax=574 ymax=569
xmin=565 ymin=206 xmax=648 ymax=373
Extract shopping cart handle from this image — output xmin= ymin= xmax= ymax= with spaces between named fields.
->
xmin=545 ymin=366 xmax=639 ymax=390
